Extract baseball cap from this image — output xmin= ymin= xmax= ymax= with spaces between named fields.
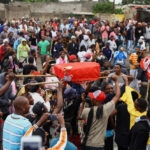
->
xmin=71 ymin=36 xmax=76 ymax=39
xmin=140 ymin=36 xmax=144 ymax=39
xmin=106 ymin=42 xmax=110 ymax=45
xmin=3 ymin=38 xmax=9 ymax=43
xmin=64 ymin=88 xmax=77 ymax=100
xmin=84 ymin=35 xmax=89 ymax=41
xmin=138 ymin=39 xmax=143 ymax=43
xmin=69 ymin=55 xmax=77 ymax=61
xmin=88 ymin=90 xmax=106 ymax=102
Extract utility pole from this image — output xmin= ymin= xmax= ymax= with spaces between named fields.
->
xmin=113 ymin=0 xmax=115 ymax=14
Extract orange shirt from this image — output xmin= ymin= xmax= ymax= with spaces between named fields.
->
xmin=129 ymin=53 xmax=138 ymax=69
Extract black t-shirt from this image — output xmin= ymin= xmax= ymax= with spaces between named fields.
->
xmin=129 ymin=116 xmax=150 ymax=150
xmin=23 ymin=64 xmax=37 ymax=84
xmin=23 ymin=64 xmax=37 ymax=75
xmin=29 ymin=36 xmax=37 ymax=46
xmin=63 ymin=98 xmax=81 ymax=135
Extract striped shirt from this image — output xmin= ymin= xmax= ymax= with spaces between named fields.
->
xmin=129 ymin=53 xmax=138 ymax=69
xmin=3 ymin=114 xmax=32 ymax=150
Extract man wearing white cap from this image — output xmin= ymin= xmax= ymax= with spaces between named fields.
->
xmin=79 ymin=35 xmax=90 ymax=51
xmin=68 ymin=36 xmax=79 ymax=56
xmin=138 ymin=39 xmax=146 ymax=51
xmin=140 ymin=36 xmax=146 ymax=48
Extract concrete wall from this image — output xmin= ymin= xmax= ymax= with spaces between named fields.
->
xmin=0 ymin=2 xmax=136 ymax=21
xmin=0 ymin=3 xmax=5 ymax=19
xmin=0 ymin=2 xmax=95 ymax=21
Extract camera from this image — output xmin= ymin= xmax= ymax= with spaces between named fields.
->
xmin=48 ymin=114 xmax=57 ymax=121
xmin=21 ymin=136 xmax=42 ymax=150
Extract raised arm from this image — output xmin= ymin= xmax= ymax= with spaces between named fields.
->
xmin=111 ymin=75 xmax=120 ymax=104
xmin=78 ymin=93 xmax=86 ymax=119
xmin=53 ymin=81 xmax=64 ymax=114
xmin=47 ymin=115 xmax=67 ymax=150
xmin=0 ymin=73 xmax=15 ymax=96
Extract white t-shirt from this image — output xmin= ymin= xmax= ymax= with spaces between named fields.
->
xmin=145 ymin=27 xmax=150 ymax=40
xmin=51 ymin=31 xmax=57 ymax=38
xmin=30 ymin=92 xmax=51 ymax=113
xmin=77 ymin=51 xmax=86 ymax=62
xmin=108 ymin=40 xmax=117 ymax=53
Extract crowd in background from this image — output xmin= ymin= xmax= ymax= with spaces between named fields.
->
xmin=0 ymin=16 xmax=150 ymax=150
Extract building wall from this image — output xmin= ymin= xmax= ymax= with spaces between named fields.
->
xmin=0 ymin=2 xmax=95 ymax=20
xmin=0 ymin=2 xmax=137 ymax=21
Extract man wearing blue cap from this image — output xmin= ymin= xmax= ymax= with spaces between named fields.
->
xmin=63 ymin=87 xmax=81 ymax=136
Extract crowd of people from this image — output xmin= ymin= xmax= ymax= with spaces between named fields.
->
xmin=0 ymin=16 xmax=150 ymax=150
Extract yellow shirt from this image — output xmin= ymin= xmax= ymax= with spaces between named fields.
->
xmin=120 ymin=86 xmax=146 ymax=129
xmin=17 ymin=87 xmax=25 ymax=96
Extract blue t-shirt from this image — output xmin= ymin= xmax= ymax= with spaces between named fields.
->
xmin=0 ymin=25 xmax=5 ymax=33
xmin=50 ymin=138 xmax=77 ymax=150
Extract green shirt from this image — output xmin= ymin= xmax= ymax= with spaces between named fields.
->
xmin=38 ymin=40 xmax=50 ymax=55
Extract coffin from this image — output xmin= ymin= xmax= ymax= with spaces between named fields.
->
xmin=53 ymin=62 xmax=100 ymax=83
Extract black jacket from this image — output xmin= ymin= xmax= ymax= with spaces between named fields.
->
xmin=135 ymin=27 xmax=144 ymax=40
xmin=115 ymin=101 xmax=130 ymax=148
xmin=67 ymin=42 xmax=79 ymax=55
xmin=129 ymin=116 xmax=150 ymax=150
xmin=127 ymin=28 xmax=133 ymax=40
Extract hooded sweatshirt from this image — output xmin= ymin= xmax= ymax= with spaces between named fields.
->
xmin=17 ymin=38 xmax=30 ymax=60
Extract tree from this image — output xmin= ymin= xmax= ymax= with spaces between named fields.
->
xmin=0 ymin=0 xmax=10 ymax=3
xmin=92 ymin=2 xmax=113 ymax=14
xmin=122 ymin=0 xmax=150 ymax=5
xmin=92 ymin=2 xmax=123 ymax=14
xmin=15 ymin=0 xmax=58 ymax=2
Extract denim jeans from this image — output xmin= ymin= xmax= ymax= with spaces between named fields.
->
xmin=127 ymin=40 xmax=133 ymax=54
xmin=83 ymin=146 xmax=104 ymax=150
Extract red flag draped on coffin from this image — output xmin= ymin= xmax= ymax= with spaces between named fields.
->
xmin=53 ymin=62 xmax=100 ymax=83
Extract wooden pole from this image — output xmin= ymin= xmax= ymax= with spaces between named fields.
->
xmin=24 ymin=81 xmax=59 ymax=87
xmin=15 ymin=70 xmax=114 ymax=78
xmin=16 ymin=74 xmax=56 ymax=78
xmin=21 ymin=75 xmax=133 ymax=86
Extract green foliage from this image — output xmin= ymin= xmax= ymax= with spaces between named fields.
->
xmin=16 ymin=0 xmax=58 ymax=2
xmin=92 ymin=2 xmax=123 ymax=14
xmin=122 ymin=0 xmax=150 ymax=5
xmin=115 ymin=8 xmax=124 ymax=14
xmin=0 ymin=0 xmax=10 ymax=3
xmin=92 ymin=2 xmax=113 ymax=14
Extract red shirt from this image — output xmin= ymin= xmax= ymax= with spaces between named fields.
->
xmin=0 ymin=45 xmax=11 ymax=62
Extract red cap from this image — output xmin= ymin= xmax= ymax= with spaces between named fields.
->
xmin=69 ymin=55 xmax=77 ymax=61
xmin=85 ymin=53 xmax=91 ymax=59
xmin=88 ymin=90 xmax=106 ymax=102
xmin=31 ymin=71 xmax=41 ymax=75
